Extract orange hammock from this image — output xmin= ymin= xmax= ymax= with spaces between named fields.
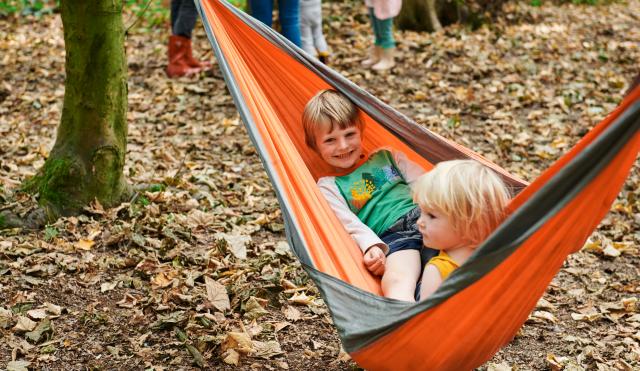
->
xmin=195 ymin=0 xmax=640 ymax=369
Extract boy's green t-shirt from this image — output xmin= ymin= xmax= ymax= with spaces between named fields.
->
xmin=334 ymin=150 xmax=416 ymax=235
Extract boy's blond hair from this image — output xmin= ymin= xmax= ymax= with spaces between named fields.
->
xmin=302 ymin=89 xmax=363 ymax=150
xmin=413 ymin=160 xmax=510 ymax=247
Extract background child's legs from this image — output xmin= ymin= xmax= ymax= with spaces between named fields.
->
xmin=368 ymin=7 xmax=381 ymax=45
xmin=249 ymin=0 xmax=274 ymax=27
xmin=300 ymin=22 xmax=315 ymax=55
xmin=382 ymin=249 xmax=421 ymax=301
xmin=278 ymin=0 xmax=302 ymax=47
xmin=300 ymin=2 xmax=325 ymax=56
xmin=311 ymin=22 xmax=328 ymax=55
xmin=370 ymin=12 xmax=395 ymax=70
xmin=171 ymin=0 xmax=197 ymax=38
xmin=371 ymin=13 xmax=395 ymax=50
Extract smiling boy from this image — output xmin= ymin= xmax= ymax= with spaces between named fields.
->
xmin=302 ymin=89 xmax=437 ymax=301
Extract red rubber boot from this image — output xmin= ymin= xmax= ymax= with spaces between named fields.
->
xmin=166 ymin=35 xmax=201 ymax=78
xmin=183 ymin=37 xmax=212 ymax=70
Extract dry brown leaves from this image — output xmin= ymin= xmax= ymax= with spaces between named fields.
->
xmin=1 ymin=0 xmax=640 ymax=370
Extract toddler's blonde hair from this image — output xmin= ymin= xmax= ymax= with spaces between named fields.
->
xmin=413 ymin=160 xmax=511 ymax=247
xmin=302 ymin=89 xmax=363 ymax=151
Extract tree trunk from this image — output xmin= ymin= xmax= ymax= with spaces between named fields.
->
xmin=396 ymin=0 xmax=442 ymax=32
xmin=396 ymin=0 xmax=504 ymax=32
xmin=426 ymin=0 xmax=443 ymax=32
xmin=24 ymin=0 xmax=129 ymax=218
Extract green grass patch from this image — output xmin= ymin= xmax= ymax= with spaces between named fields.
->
xmin=228 ymin=0 xmax=246 ymax=10
xmin=43 ymin=226 xmax=59 ymax=241
xmin=137 ymin=195 xmax=150 ymax=206
xmin=147 ymin=183 xmax=166 ymax=192
xmin=123 ymin=0 xmax=169 ymax=30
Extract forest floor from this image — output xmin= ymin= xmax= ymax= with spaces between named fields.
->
xmin=1 ymin=1 xmax=639 ymax=370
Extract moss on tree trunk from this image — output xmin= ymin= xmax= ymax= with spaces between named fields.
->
xmin=24 ymin=0 xmax=129 ymax=218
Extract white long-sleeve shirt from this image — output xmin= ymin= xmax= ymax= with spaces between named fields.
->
xmin=317 ymin=148 xmax=425 ymax=254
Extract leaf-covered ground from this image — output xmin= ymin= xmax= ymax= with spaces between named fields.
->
xmin=1 ymin=1 xmax=639 ymax=370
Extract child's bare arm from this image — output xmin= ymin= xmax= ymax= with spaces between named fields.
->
xmin=419 ymin=264 xmax=443 ymax=301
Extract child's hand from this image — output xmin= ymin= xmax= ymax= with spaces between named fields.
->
xmin=364 ymin=245 xmax=386 ymax=276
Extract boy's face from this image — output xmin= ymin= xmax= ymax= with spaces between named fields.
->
xmin=314 ymin=123 xmax=363 ymax=170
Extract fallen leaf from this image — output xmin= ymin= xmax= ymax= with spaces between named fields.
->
xmin=244 ymin=296 xmax=268 ymax=320
xmin=6 ymin=361 xmax=31 ymax=371
xmin=117 ymin=294 xmax=138 ymax=308
xmin=186 ymin=209 xmax=214 ymax=227
xmin=622 ymin=297 xmax=638 ymax=312
xmin=275 ymin=241 xmax=291 ymax=256
xmin=215 ymin=232 xmax=251 ymax=259
xmin=25 ymin=318 xmax=51 ymax=343
xmin=151 ymin=311 xmax=186 ymax=330
xmin=626 ymin=314 xmax=640 ymax=323
xmin=546 ymin=353 xmax=569 ymax=371
xmin=205 ymin=276 xmax=230 ymax=312
xmin=531 ymin=311 xmax=558 ymax=323
xmin=100 ymin=281 xmax=119 ymax=293
xmin=13 ymin=316 xmax=37 ymax=332
xmin=274 ymin=322 xmax=291 ymax=333
xmin=222 ymin=349 xmax=240 ymax=365
xmin=253 ymin=340 xmax=283 ymax=359
xmin=151 ymin=270 xmax=177 ymax=288
xmin=536 ymin=298 xmax=557 ymax=311
xmin=288 ymin=292 xmax=314 ymax=306
xmin=602 ymin=243 xmax=621 ymax=258
xmin=0 ymin=307 xmax=14 ymax=329
xmin=571 ymin=310 xmax=602 ymax=322
xmin=282 ymin=306 xmax=301 ymax=322
xmin=245 ymin=321 xmax=263 ymax=337
xmin=26 ymin=308 xmax=47 ymax=320
xmin=74 ymin=239 xmax=95 ymax=251
xmin=44 ymin=302 xmax=63 ymax=316
xmin=186 ymin=343 xmax=206 ymax=367
xmin=221 ymin=332 xmax=253 ymax=354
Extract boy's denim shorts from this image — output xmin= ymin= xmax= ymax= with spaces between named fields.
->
xmin=379 ymin=207 xmax=438 ymax=266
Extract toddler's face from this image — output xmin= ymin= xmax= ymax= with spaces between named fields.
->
xmin=416 ymin=207 xmax=465 ymax=251
xmin=314 ymin=123 xmax=363 ymax=169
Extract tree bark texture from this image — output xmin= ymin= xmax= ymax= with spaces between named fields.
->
xmin=396 ymin=0 xmax=443 ymax=32
xmin=24 ymin=0 xmax=129 ymax=217
xmin=396 ymin=0 xmax=506 ymax=32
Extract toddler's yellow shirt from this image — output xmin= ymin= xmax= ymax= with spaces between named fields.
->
xmin=427 ymin=251 xmax=459 ymax=280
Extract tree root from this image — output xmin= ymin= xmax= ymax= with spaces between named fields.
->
xmin=0 ymin=208 xmax=49 ymax=231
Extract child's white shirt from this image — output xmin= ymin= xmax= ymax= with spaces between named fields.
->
xmin=316 ymin=148 xmax=425 ymax=254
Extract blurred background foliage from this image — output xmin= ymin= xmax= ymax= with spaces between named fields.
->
xmin=0 ymin=0 xmax=169 ymax=26
xmin=0 ymin=0 xmax=613 ymax=19
xmin=0 ymin=0 xmax=248 ymax=30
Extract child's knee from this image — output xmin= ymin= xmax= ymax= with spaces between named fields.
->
xmin=382 ymin=270 xmax=415 ymax=287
